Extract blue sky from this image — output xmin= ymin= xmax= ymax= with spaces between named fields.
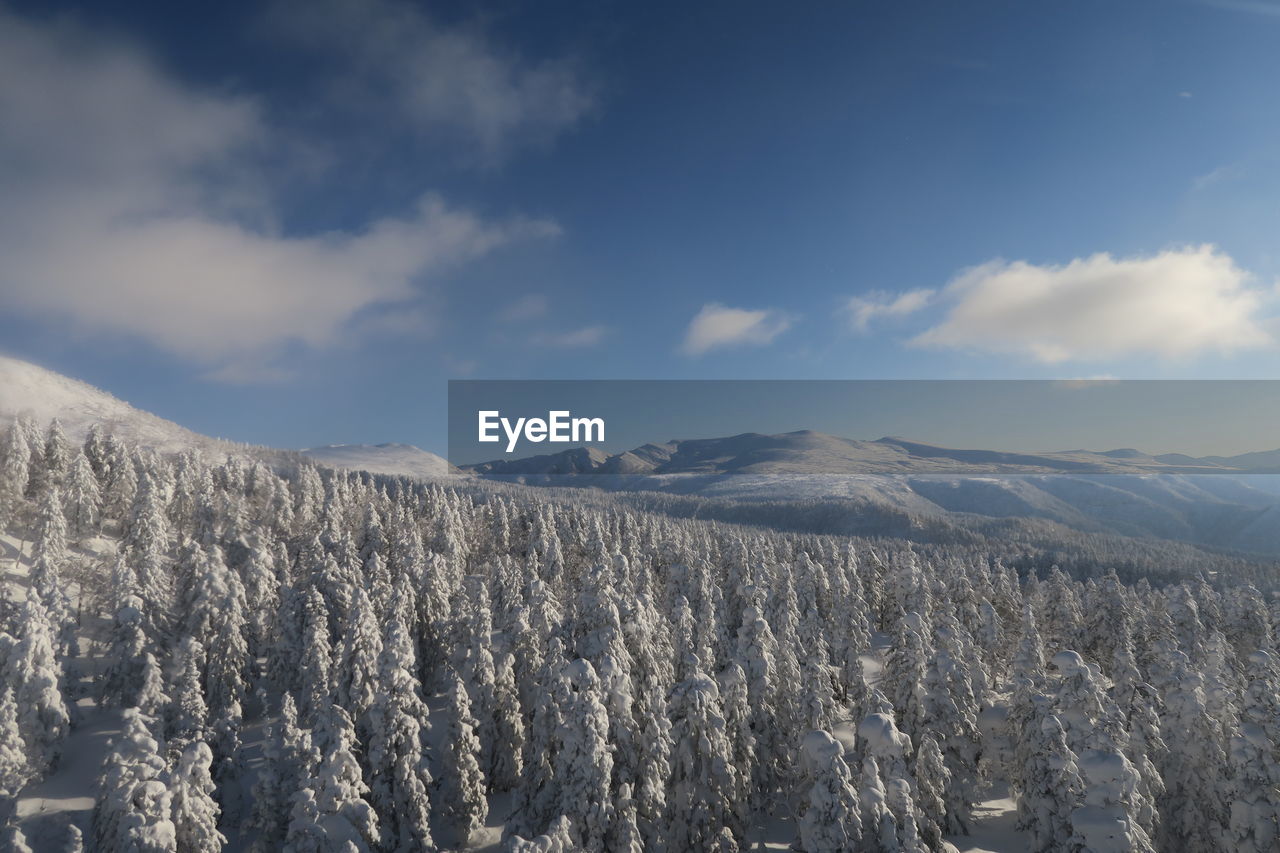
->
xmin=4 ymin=0 xmax=1280 ymax=453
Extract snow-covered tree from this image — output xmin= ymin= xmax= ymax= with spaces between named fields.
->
xmin=1071 ymin=749 xmax=1156 ymax=853
xmin=170 ymin=741 xmax=226 ymax=853
xmin=439 ymin=672 xmax=487 ymax=847
xmin=0 ymin=686 xmax=29 ymax=797
xmin=93 ymin=709 xmax=177 ymax=853
xmin=797 ymin=730 xmax=862 ymax=853
xmin=1156 ymin=650 xmax=1229 ymax=852
xmin=1019 ymin=714 xmax=1085 ymax=853
xmin=65 ymin=452 xmax=101 ymax=538
xmin=553 ymin=659 xmax=614 ymax=852
xmin=6 ymin=596 xmax=69 ymax=775
xmin=365 ymin=616 xmax=435 ymax=853
xmin=666 ymin=655 xmax=742 ymax=851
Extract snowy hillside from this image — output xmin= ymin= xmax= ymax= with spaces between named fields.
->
xmin=302 ymin=443 xmax=453 ymax=479
xmin=0 ymin=356 xmax=225 ymax=454
xmin=467 ymin=430 xmax=1280 ymax=556
xmin=464 ymin=430 xmax=1245 ymax=478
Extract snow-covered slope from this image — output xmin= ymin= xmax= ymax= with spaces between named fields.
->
xmin=465 ymin=430 xmax=1241 ymax=477
xmin=302 ymin=443 xmax=452 ymax=479
xmin=0 ymin=355 xmax=230 ymax=454
xmin=0 ymin=355 xmax=458 ymax=481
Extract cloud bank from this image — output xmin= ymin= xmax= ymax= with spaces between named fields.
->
xmin=0 ymin=7 xmax=559 ymax=381
xmin=910 ymin=246 xmax=1272 ymax=362
xmin=264 ymin=0 xmax=595 ymax=161
xmin=681 ymin=303 xmax=793 ymax=356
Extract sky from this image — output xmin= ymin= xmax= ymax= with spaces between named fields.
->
xmin=4 ymin=0 xmax=1280 ymax=453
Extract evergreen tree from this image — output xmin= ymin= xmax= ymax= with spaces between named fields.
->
xmin=365 ymin=616 xmax=435 ymax=853
xmin=0 ymin=686 xmax=29 ymax=797
xmin=93 ymin=709 xmax=177 ymax=853
xmin=797 ymin=730 xmax=862 ymax=853
xmin=6 ymin=596 xmax=69 ymax=775
xmin=439 ymin=672 xmax=487 ymax=847
xmin=1019 ymin=714 xmax=1085 ymax=853
xmin=666 ymin=655 xmax=742 ymax=851
xmin=65 ymin=451 xmax=102 ymax=538
xmin=170 ymin=741 xmax=226 ymax=853
xmin=0 ymin=419 xmax=31 ymax=531
xmin=554 ymin=659 xmax=614 ymax=852
xmin=164 ymin=637 xmax=208 ymax=762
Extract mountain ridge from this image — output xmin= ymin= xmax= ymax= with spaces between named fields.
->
xmin=461 ymin=429 xmax=1263 ymax=477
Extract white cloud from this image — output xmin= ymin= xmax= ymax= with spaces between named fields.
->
xmin=911 ymin=246 xmax=1272 ymax=362
xmin=1200 ymin=0 xmax=1280 ymax=17
xmin=0 ymin=7 xmax=557 ymax=381
xmin=845 ymin=289 xmax=934 ymax=331
xmin=680 ymin=303 xmax=793 ymax=356
xmin=264 ymin=0 xmax=594 ymax=161
xmin=498 ymin=294 xmax=550 ymax=324
xmin=532 ymin=325 xmax=608 ymax=348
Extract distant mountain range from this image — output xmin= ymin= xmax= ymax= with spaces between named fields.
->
xmin=6 ymin=353 xmax=1280 ymax=556
xmin=462 ymin=430 xmax=1280 ymax=555
xmin=463 ymin=429 xmax=1280 ymax=477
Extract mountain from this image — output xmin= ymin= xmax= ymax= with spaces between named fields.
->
xmin=0 ymin=354 xmax=234 ymax=454
xmin=0 ymin=356 xmax=451 ymax=479
xmin=302 ymin=443 xmax=452 ymax=479
xmin=463 ymin=429 xmax=1280 ymax=555
xmin=464 ymin=429 xmax=1240 ymax=477
xmin=8 ymin=355 xmax=1280 ymax=555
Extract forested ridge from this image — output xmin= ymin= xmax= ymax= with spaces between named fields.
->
xmin=0 ymin=414 xmax=1277 ymax=852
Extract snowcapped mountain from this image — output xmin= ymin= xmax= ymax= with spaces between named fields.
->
xmin=0 ymin=356 xmax=454 ymax=479
xmin=7 ymin=354 xmax=1280 ymax=554
xmin=464 ymin=429 xmax=1280 ymax=556
xmin=0 ymin=354 xmax=232 ymax=454
xmin=301 ymin=443 xmax=452 ymax=479
xmin=464 ymin=429 xmax=1248 ymax=477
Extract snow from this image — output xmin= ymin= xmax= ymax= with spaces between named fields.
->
xmin=14 ymin=699 xmax=114 ymax=844
xmin=1 ymin=362 xmax=1274 ymax=853
xmin=950 ymin=784 xmax=1023 ymax=853
xmin=301 ymin=443 xmax=453 ymax=480
xmin=0 ymin=356 xmax=228 ymax=454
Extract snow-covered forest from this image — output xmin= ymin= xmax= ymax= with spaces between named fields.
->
xmin=1 ymin=414 xmax=1278 ymax=852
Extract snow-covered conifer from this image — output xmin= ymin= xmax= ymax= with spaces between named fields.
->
xmin=164 ymin=637 xmax=208 ymax=761
xmin=7 ymin=596 xmax=69 ymax=775
xmin=365 ymin=616 xmax=435 ymax=852
xmin=0 ymin=686 xmax=28 ymax=797
xmin=1018 ymin=714 xmax=1084 ymax=853
xmin=665 ymin=655 xmax=742 ymax=851
xmin=170 ymin=741 xmax=226 ymax=853
xmin=439 ymin=672 xmax=487 ymax=847
xmin=93 ymin=708 xmax=176 ymax=853
xmin=553 ymin=659 xmax=614 ymax=852
xmin=797 ymin=730 xmax=862 ymax=853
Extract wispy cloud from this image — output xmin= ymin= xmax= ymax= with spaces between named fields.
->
xmin=0 ymin=7 xmax=558 ymax=383
xmin=680 ymin=303 xmax=793 ymax=356
xmin=263 ymin=0 xmax=595 ymax=162
xmin=1198 ymin=0 xmax=1280 ymax=16
xmin=532 ymin=325 xmax=609 ymax=348
xmin=497 ymin=294 xmax=550 ymax=324
xmin=910 ymin=246 xmax=1272 ymax=362
xmin=845 ymin=289 xmax=934 ymax=332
